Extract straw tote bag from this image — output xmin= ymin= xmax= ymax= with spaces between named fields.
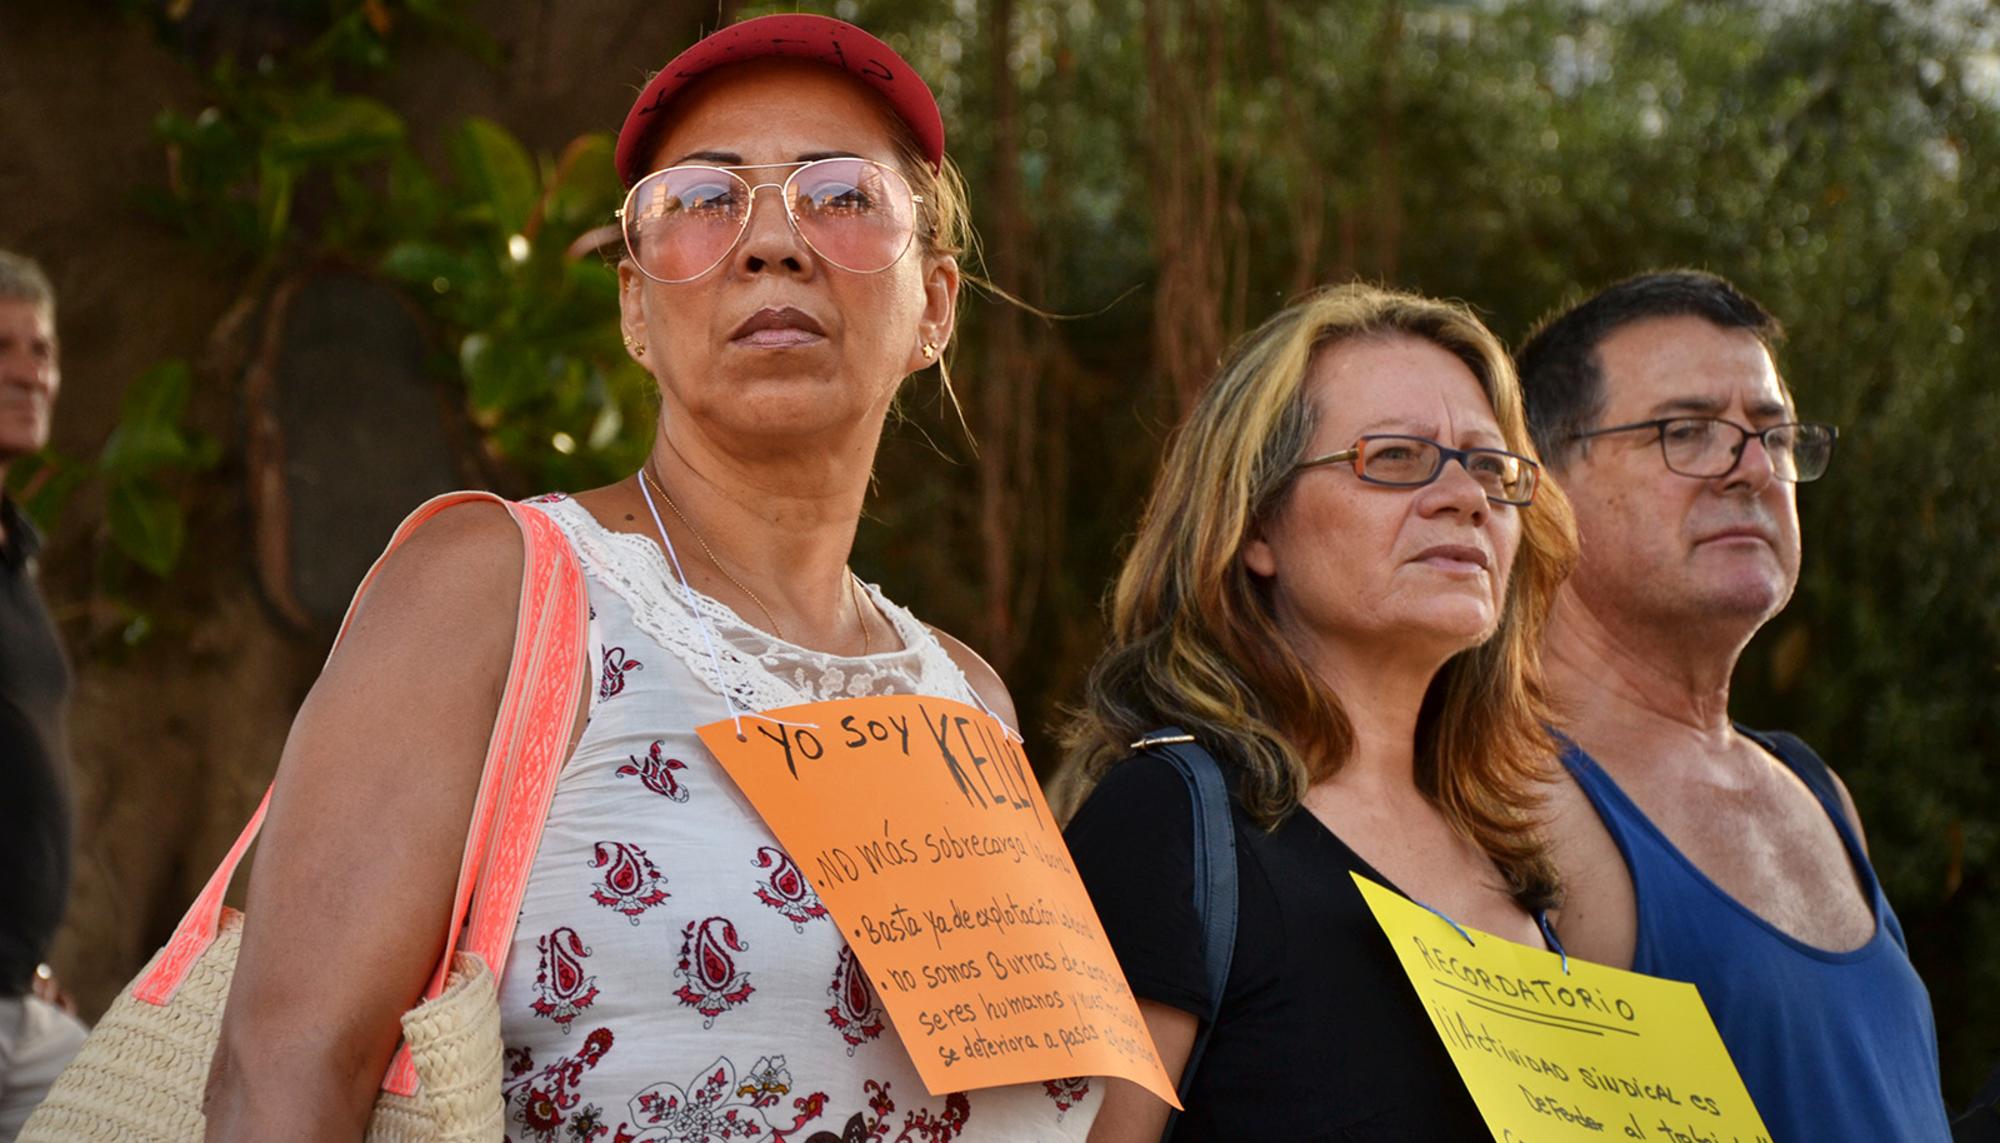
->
xmin=22 ymin=492 xmax=588 ymax=1142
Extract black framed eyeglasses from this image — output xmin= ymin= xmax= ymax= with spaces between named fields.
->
xmin=1569 ymin=417 xmax=1837 ymax=483
xmin=1295 ymin=434 xmax=1541 ymax=507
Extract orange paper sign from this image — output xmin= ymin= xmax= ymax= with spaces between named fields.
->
xmin=699 ymin=695 xmax=1179 ymax=1105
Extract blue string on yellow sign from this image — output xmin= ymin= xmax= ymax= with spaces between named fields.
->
xmin=1352 ymin=872 xmax=1772 ymax=1143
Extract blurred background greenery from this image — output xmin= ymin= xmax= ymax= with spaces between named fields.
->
xmin=3 ymin=0 xmax=1995 ymax=1106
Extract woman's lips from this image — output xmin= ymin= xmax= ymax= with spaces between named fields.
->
xmin=1412 ymin=544 xmax=1490 ymax=574
xmin=729 ymin=306 xmax=827 ymax=348
xmin=733 ymin=326 xmax=824 ymax=348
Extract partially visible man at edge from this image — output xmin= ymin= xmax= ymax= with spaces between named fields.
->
xmin=0 ymin=249 xmax=83 ymax=1139
xmin=1517 ymin=269 xmax=1951 ymax=1142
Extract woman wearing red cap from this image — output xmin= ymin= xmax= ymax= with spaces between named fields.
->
xmin=206 ymin=15 xmax=1096 ymax=1141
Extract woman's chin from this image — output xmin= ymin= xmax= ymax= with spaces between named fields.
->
xmin=1399 ymin=606 xmax=1501 ymax=658
xmin=689 ymin=382 xmax=876 ymax=439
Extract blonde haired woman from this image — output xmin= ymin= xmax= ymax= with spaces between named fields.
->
xmin=1059 ymin=284 xmax=1578 ymax=1140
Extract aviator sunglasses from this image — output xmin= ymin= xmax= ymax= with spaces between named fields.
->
xmin=619 ymin=157 xmax=924 ymax=284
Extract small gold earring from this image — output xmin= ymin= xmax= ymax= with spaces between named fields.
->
xmin=625 ymin=337 xmax=646 ymax=358
xmin=921 ymin=342 xmax=938 ymax=360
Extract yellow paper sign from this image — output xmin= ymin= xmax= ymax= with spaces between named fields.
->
xmin=1352 ymin=873 xmax=1772 ymax=1143
xmin=699 ymin=695 xmax=1179 ymax=1105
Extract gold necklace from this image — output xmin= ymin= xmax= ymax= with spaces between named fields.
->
xmin=641 ymin=467 xmax=871 ymax=654
xmin=641 ymin=466 xmax=786 ymax=640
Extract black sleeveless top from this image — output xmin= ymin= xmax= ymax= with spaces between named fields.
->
xmin=1067 ymin=753 xmax=1489 ymax=1141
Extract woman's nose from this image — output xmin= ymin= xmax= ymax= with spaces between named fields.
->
xmin=1424 ymin=458 xmax=1491 ymax=522
xmin=731 ymin=182 xmax=814 ymax=275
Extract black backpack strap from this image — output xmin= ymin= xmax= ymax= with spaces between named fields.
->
xmin=1131 ymin=727 xmax=1239 ymax=1142
xmin=1976 ymin=1061 xmax=2000 ymax=1111
xmin=1954 ymin=1061 xmax=2000 ymax=1142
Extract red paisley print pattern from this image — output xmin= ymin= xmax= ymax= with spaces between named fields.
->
xmin=612 ymin=1055 xmax=815 ymax=1142
xmin=801 ymin=1112 xmax=867 ymax=1143
xmin=886 ymin=1087 xmax=971 ymax=1143
xmin=674 ymin=916 xmax=755 ymax=1028
xmin=503 ymin=1025 xmax=615 ymax=1142
xmin=531 ymin=926 xmax=601 ymax=1031
xmin=1042 ymin=1076 xmax=1092 ymax=1118
xmin=617 ymin=741 xmax=690 ymax=802
xmin=506 ymin=501 xmax=1094 ymax=1142
xmin=752 ymin=846 xmax=827 ymax=932
xmin=589 ymin=841 xmax=670 ymax=924
xmin=602 ymin=1068 xmax=978 ymax=1143
xmin=823 ymin=948 xmax=886 ymax=1054
xmin=600 ymin=645 xmax=644 ymax=700
xmin=794 ymin=1081 xmax=969 ymax=1143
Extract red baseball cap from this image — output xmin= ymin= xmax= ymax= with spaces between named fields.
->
xmin=615 ymin=14 xmax=946 ymax=188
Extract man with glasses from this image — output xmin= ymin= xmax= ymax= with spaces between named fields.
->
xmin=0 ymin=249 xmax=84 ymax=1137
xmin=1516 ymin=270 xmax=1951 ymax=1142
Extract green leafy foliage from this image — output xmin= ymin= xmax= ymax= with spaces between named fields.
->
xmin=65 ymin=0 xmax=643 ymax=592
xmin=40 ymin=0 xmax=2000 ymax=1103
xmin=787 ymin=0 xmax=2000 ymax=1100
xmin=96 ymin=361 xmax=220 ymax=576
xmin=138 ymin=9 xmax=651 ymax=491
xmin=148 ymin=73 xmax=408 ymax=262
xmin=378 ymin=126 xmax=655 ymax=490
xmin=2 ymin=453 xmax=87 ymax=537
xmin=5 ymin=358 xmax=217 ymax=612
xmin=449 ymin=117 xmax=540 ymax=235
xmin=32 ymin=2 xmax=487 ymax=611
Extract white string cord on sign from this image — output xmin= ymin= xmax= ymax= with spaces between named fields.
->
xmin=635 ymin=467 xmax=1021 ymax=746
xmin=964 ymin=684 xmax=1024 ymax=744
xmin=635 ymin=471 xmax=821 ymax=742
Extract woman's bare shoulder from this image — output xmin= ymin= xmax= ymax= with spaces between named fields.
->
xmin=924 ymin=624 xmax=1021 ymax=732
xmin=211 ymin=496 xmax=538 ymax=1133
xmin=339 ymin=498 xmax=525 ymax=641
xmin=385 ymin=496 xmax=523 ymax=575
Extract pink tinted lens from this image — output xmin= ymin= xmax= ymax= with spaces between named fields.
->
xmin=624 ymin=167 xmax=750 ymax=282
xmin=787 ymin=159 xmax=916 ymax=273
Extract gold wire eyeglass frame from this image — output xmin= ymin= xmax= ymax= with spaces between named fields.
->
xmin=616 ymin=157 xmax=925 ymax=284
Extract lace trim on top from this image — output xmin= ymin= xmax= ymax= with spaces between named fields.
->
xmin=542 ymin=495 xmax=981 ymax=716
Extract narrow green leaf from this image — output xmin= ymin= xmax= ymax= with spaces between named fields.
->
xmin=101 ymin=362 xmax=202 ymax=474
xmin=451 ymin=117 xmax=540 ymax=235
xmin=544 ymin=132 xmax=621 ymax=230
xmin=120 ymin=360 xmax=193 ymax=424
xmin=264 ymin=92 xmax=405 ymax=165
xmin=106 ymin=478 xmax=186 ymax=577
xmin=382 ymin=241 xmax=477 ymax=288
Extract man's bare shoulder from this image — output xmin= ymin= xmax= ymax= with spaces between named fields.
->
xmin=1566 ymin=727 xmax=1878 ymax=954
xmin=1742 ymin=729 xmax=1871 ymax=855
xmin=1823 ymin=766 xmax=1869 ymax=854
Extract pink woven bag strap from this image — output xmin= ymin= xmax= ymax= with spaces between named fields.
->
xmin=131 ymin=492 xmax=588 ymax=1099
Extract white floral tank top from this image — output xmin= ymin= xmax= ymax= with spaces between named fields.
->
xmin=496 ymin=495 xmax=1098 ymax=1142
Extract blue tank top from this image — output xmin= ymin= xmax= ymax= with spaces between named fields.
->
xmin=1562 ymin=729 xmax=1951 ymax=1143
